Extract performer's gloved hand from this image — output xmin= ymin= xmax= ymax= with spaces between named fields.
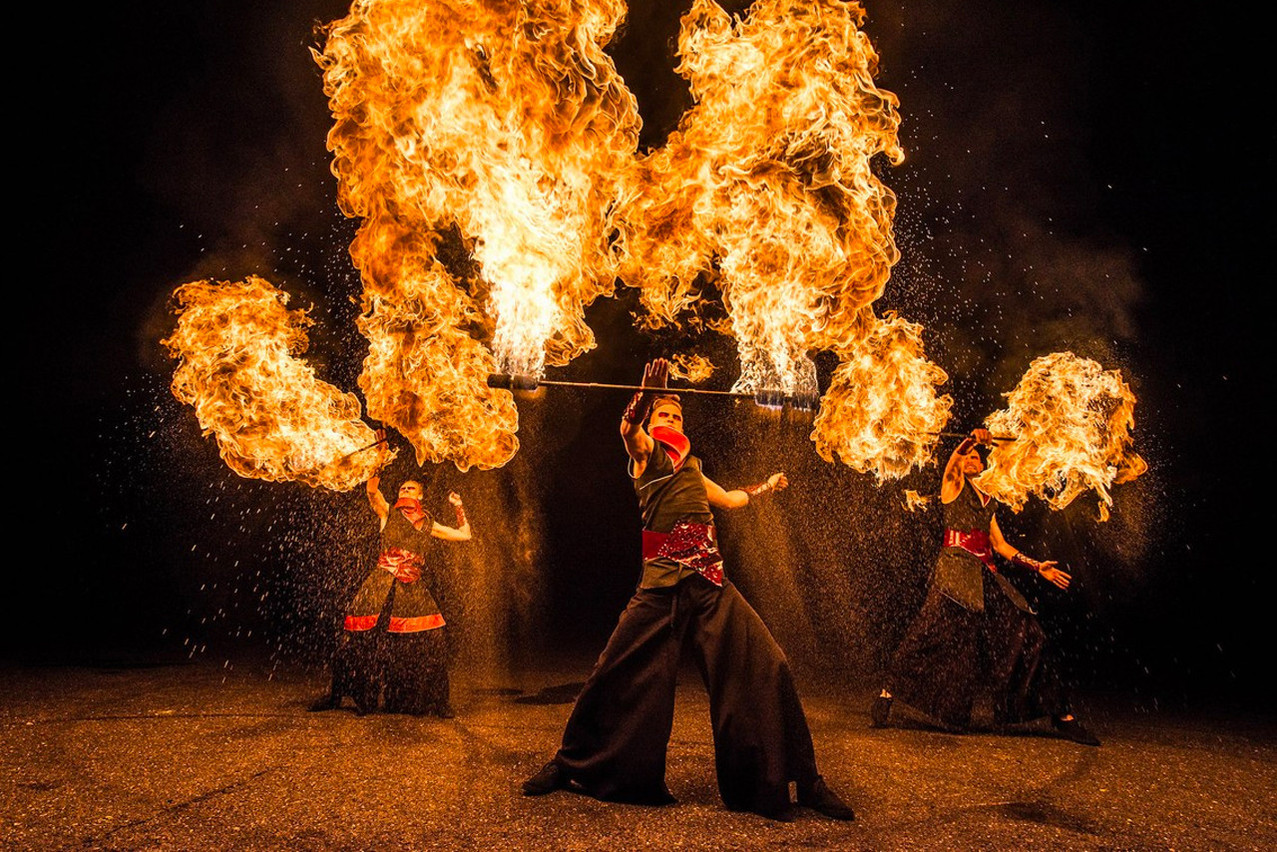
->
xmin=971 ymin=428 xmax=993 ymax=447
xmin=768 ymin=472 xmax=788 ymax=492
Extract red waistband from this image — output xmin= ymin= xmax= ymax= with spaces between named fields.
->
xmin=943 ymin=528 xmax=996 ymax=569
xmin=642 ymin=522 xmax=723 ymax=586
xmin=378 ymin=547 xmax=424 ymax=583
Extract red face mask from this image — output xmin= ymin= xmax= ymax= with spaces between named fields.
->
xmin=650 ymin=425 xmax=691 ymax=469
xmin=394 ymin=497 xmax=426 ymax=525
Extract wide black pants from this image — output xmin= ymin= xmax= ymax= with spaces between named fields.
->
xmin=554 ymin=577 xmax=818 ymax=817
xmin=888 ymin=577 xmax=1067 ymax=729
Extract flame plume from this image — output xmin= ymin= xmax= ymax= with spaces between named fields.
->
xmin=617 ymin=0 xmax=948 ymax=475
xmin=164 ymin=277 xmax=394 ymax=491
xmin=812 ymin=311 xmax=953 ymax=480
xmin=977 ymin=352 xmax=1148 ymax=517
xmin=316 ymin=0 xmax=640 ymax=468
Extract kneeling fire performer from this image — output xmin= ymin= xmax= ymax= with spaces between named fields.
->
xmin=522 ymin=358 xmax=853 ymax=821
xmin=872 ymin=429 xmax=1099 ymax=745
xmin=312 ymin=457 xmax=471 ymax=717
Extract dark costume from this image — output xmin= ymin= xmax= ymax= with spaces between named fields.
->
xmin=329 ymin=500 xmax=450 ymax=715
xmin=550 ymin=434 xmax=820 ymax=818
xmin=887 ymin=482 xmax=1067 ymax=728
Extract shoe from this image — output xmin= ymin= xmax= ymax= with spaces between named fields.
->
xmin=798 ymin=776 xmax=855 ymax=821
xmin=870 ymin=694 xmax=892 ymax=727
xmin=1053 ymin=716 xmax=1101 ymax=746
xmin=308 ymin=693 xmax=339 ymax=712
xmin=759 ymin=805 xmax=798 ymax=823
xmin=522 ymin=760 xmax=567 ymax=796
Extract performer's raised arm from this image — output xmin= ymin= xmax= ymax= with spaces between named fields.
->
xmin=366 ymin=474 xmax=391 ymax=525
xmin=940 ymin=428 xmax=993 ymax=503
xmin=989 ymin=516 xmax=1071 ymax=591
xmin=431 ymin=492 xmax=472 ymax=542
xmin=620 ymin=358 xmax=671 ymax=477
xmin=705 ymin=472 xmax=789 ymax=510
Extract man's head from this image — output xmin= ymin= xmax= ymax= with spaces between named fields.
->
xmin=398 ymin=480 xmax=424 ymax=501
xmin=957 ymin=446 xmax=985 ymax=477
xmin=649 ymin=394 xmax=684 ymax=434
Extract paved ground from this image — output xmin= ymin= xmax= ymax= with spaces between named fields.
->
xmin=2 ymin=658 xmax=1274 ymax=850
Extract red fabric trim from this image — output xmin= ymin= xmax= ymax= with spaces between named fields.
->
xmin=344 ymin=614 xmax=379 ymax=632
xmin=641 ymin=521 xmax=723 ymax=586
xmin=650 ymin=426 xmax=690 ymax=469
xmin=394 ymin=497 xmax=427 ymax=525
xmin=377 ymin=547 xmax=425 ymax=583
xmin=943 ymin=528 xmax=996 ymax=570
xmin=388 ymin=614 xmax=445 ymax=633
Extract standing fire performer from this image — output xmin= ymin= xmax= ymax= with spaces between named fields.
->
xmin=311 ymin=451 xmax=471 ymax=717
xmin=871 ymin=430 xmax=1100 ymax=745
xmin=522 ymin=359 xmax=854 ymax=821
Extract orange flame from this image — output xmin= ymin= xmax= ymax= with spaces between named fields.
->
xmin=164 ymin=277 xmax=394 ymax=490
xmin=617 ymin=0 xmax=948 ymax=475
xmin=669 ymin=353 xmax=716 ymax=384
xmin=316 ymin=0 xmax=640 ymax=469
xmin=812 ymin=312 xmax=953 ymax=480
xmin=977 ymin=352 xmax=1148 ymax=516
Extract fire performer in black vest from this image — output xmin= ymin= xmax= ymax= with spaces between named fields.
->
xmin=522 ymin=358 xmax=854 ymax=821
xmin=311 ymin=466 xmax=471 ymax=717
xmin=871 ymin=429 xmax=1099 ymax=745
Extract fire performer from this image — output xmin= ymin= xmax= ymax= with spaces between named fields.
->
xmin=522 ymin=358 xmax=854 ymax=821
xmin=871 ymin=430 xmax=1099 ymax=745
xmin=311 ymin=453 xmax=471 ymax=717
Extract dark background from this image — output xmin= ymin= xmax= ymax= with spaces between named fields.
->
xmin=18 ymin=1 xmax=1270 ymax=710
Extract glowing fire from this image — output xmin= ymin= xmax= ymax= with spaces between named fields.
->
xmin=669 ymin=353 xmax=716 ymax=384
xmin=812 ymin=312 xmax=953 ymax=480
xmin=164 ymin=277 xmax=394 ymax=490
xmin=977 ymin=352 xmax=1148 ymax=517
xmin=617 ymin=0 xmax=949 ymax=475
xmin=315 ymin=0 xmax=640 ymax=468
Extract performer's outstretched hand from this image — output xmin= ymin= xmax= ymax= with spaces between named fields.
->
xmin=642 ymin=358 xmax=670 ymax=390
xmin=971 ymin=427 xmax=994 ymax=447
xmin=448 ymin=491 xmax=464 ymax=507
xmin=1038 ymin=562 xmax=1070 ymax=590
xmin=768 ymin=472 xmax=789 ymax=492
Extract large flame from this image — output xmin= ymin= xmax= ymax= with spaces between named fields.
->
xmin=316 ymin=0 xmax=640 ymax=468
xmin=812 ymin=311 xmax=953 ymax=480
xmin=164 ymin=277 xmax=394 ymax=490
xmin=977 ymin=352 xmax=1148 ymax=517
xmin=617 ymin=0 xmax=948 ymax=475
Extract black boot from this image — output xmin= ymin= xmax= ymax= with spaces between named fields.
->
xmin=870 ymin=694 xmax=892 ymax=727
xmin=798 ymin=776 xmax=855 ymax=821
xmin=308 ymin=692 xmax=340 ymax=712
xmin=1053 ymin=716 xmax=1101 ymax=746
xmin=522 ymin=760 xmax=567 ymax=796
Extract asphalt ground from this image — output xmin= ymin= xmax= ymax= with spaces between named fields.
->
xmin=3 ymin=659 xmax=1274 ymax=850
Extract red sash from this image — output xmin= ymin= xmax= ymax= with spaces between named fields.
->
xmin=642 ymin=521 xmax=723 ymax=586
xmin=943 ymin=528 xmax=996 ymax=571
xmin=377 ymin=546 xmax=425 ymax=583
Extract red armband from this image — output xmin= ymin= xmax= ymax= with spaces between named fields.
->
xmin=623 ymin=392 xmax=654 ymax=425
xmin=1011 ymin=551 xmax=1044 ymax=571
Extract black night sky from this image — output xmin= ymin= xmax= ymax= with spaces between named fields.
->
xmin=19 ymin=1 xmax=1272 ymax=712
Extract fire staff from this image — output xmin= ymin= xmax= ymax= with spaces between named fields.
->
xmin=871 ymin=429 xmax=1099 ymax=745
xmin=522 ymin=358 xmax=854 ymax=822
xmin=311 ymin=456 xmax=471 ymax=717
